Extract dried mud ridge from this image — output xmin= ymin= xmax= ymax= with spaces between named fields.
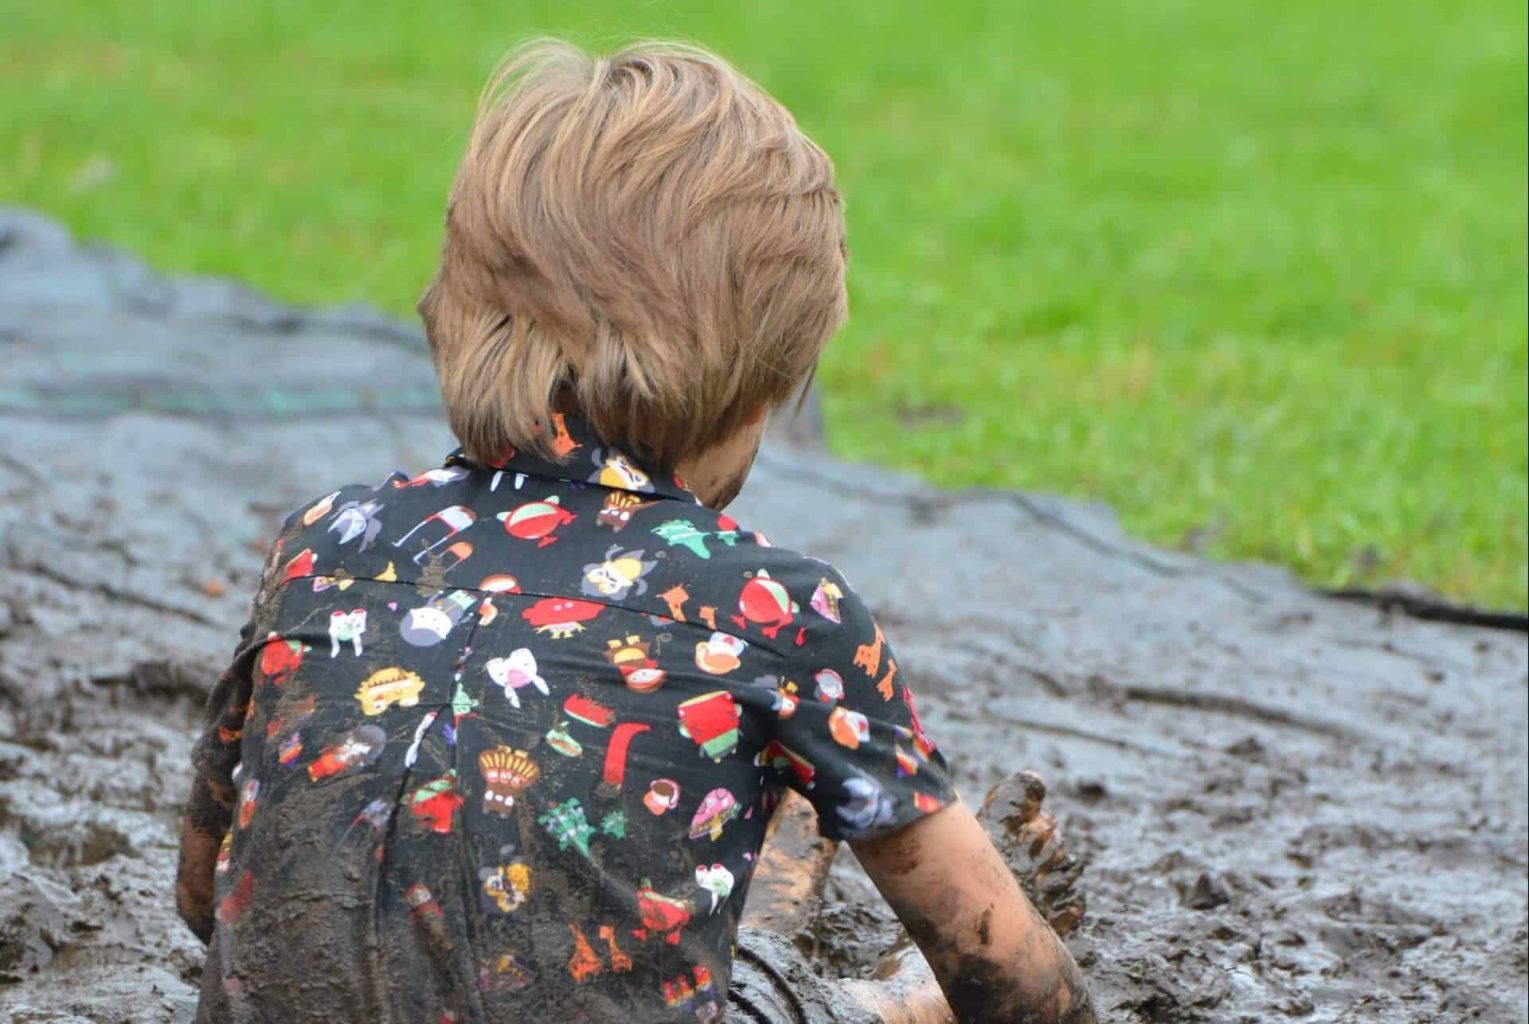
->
xmin=2 ymin=208 xmax=1526 ymax=1023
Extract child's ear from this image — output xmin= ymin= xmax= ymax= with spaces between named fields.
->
xmin=745 ymin=405 xmax=769 ymax=427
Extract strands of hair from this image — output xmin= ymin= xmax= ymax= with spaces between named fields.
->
xmin=419 ymin=39 xmax=847 ymax=470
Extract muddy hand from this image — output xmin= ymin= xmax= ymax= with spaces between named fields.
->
xmin=978 ymin=771 xmax=1086 ymax=937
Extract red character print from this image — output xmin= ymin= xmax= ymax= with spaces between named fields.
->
xmin=602 ymin=722 xmax=652 ymax=792
xmin=307 ymin=724 xmax=386 ymax=781
xmin=904 ymin=687 xmax=937 ymax=759
xmin=498 ymin=496 xmax=576 ymax=547
xmin=730 ymin=570 xmax=798 ymax=640
xmin=605 ymin=634 xmax=667 ymax=693
xmin=236 ymin=778 xmax=260 ymax=829
xmin=478 ymin=573 xmax=521 ymax=594
xmin=217 ymin=869 xmax=255 ymax=925
xmin=632 ymin=880 xmax=692 ymax=945
xmin=522 ymin=597 xmax=605 ymax=638
xmin=676 ymin=691 xmax=741 ymax=761
xmin=913 ymin=791 xmax=946 ymax=815
xmin=564 ymin=693 xmax=616 ymax=728
xmin=279 ymin=547 xmax=316 ymax=585
xmin=258 ymin=634 xmax=304 ymax=687
xmin=409 ymin=771 xmax=463 ymax=834
xmin=755 ymin=738 xmax=816 ymax=789
xmin=404 ymin=883 xmax=455 ymax=974
xmin=405 ymin=882 xmax=444 ymax=923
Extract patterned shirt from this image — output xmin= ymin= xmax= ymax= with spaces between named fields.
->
xmin=190 ymin=415 xmax=955 ymax=1023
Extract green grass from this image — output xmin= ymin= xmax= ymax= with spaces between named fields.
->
xmin=3 ymin=1 xmax=1525 ymax=607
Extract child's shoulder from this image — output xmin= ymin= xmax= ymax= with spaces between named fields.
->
xmin=261 ymin=468 xmax=431 ymax=583
xmin=258 ymin=466 xmax=867 ymax=650
xmin=661 ymin=507 xmax=869 ymax=648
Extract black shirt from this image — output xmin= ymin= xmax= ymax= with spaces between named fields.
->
xmin=191 ymin=415 xmax=955 ymax=1022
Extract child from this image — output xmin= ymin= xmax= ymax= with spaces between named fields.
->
xmin=175 ymin=40 xmax=1094 ymax=1023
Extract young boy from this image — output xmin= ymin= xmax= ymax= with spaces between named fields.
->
xmin=175 ymin=40 xmax=1094 ymax=1023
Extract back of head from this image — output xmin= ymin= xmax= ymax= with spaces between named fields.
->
xmin=420 ymin=39 xmax=847 ymax=469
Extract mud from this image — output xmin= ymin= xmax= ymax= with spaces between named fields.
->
xmin=2 ymin=206 xmax=1527 ymax=1022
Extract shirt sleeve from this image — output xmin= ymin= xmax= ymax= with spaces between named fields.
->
xmin=763 ymin=564 xmax=958 ymax=843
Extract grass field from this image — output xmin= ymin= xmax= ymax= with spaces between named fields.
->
xmin=3 ymin=1 xmax=1525 ymax=607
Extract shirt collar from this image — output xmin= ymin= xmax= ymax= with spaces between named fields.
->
xmin=444 ymin=413 xmax=696 ymax=504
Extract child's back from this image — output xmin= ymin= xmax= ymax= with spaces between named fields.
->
xmin=192 ymin=419 xmax=949 ymax=1021
xmin=177 ymin=39 xmax=1094 ymax=1024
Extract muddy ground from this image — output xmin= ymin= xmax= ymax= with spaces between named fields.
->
xmin=1 ymin=207 xmax=1526 ymax=1023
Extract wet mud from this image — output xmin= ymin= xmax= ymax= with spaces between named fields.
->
xmin=2 ymin=208 xmax=1526 ymax=1022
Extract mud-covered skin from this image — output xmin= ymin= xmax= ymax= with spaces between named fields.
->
xmin=979 ymin=772 xmax=1084 ymax=937
xmin=887 ymin=884 xmax=1093 ymax=1024
xmin=936 ymin=772 xmax=1095 ymax=1024
xmin=850 ymin=779 xmax=1100 ymax=1024
xmin=746 ymin=771 xmax=1095 ymax=1024
xmin=173 ymin=822 xmax=219 ymax=943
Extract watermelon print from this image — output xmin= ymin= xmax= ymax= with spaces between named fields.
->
xmin=187 ymin=415 xmax=954 ymax=1022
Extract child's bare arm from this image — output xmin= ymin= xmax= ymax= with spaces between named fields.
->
xmin=176 ymin=651 xmax=256 ymax=943
xmin=851 ymin=799 xmax=1096 ymax=1024
xmin=176 ymin=795 xmax=226 ymax=943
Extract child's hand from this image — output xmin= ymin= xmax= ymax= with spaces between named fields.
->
xmin=979 ymin=771 xmax=1086 ymax=938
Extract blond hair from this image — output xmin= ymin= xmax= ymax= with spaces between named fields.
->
xmin=419 ymin=39 xmax=846 ymax=469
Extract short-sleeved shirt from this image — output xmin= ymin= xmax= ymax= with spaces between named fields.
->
xmin=191 ymin=415 xmax=956 ymax=1023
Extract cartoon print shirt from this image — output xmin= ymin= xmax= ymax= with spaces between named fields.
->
xmin=189 ymin=415 xmax=956 ymax=1023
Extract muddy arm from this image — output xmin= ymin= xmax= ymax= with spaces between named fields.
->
xmin=177 ymin=787 xmax=229 ymax=943
xmin=175 ymin=652 xmax=255 ymax=943
xmin=739 ymin=789 xmax=840 ymax=935
xmin=849 ymin=798 xmax=1096 ymax=1024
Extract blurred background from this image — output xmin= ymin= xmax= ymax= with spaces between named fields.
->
xmin=3 ymin=0 xmax=1525 ymax=608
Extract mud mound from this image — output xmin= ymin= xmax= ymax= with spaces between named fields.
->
xmin=2 ymin=208 xmax=1526 ymax=1022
